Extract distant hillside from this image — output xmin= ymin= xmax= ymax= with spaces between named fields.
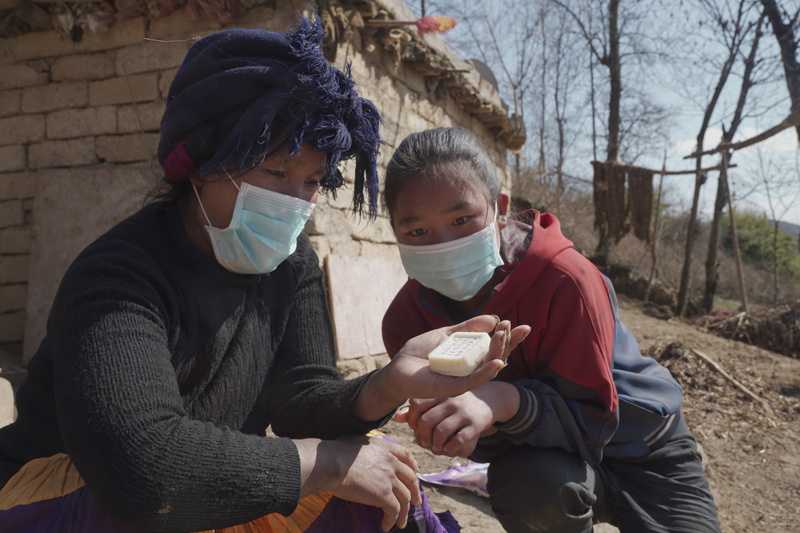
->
xmin=778 ymin=220 xmax=800 ymax=238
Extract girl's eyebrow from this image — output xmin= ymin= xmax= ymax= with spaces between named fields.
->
xmin=396 ymin=200 xmax=472 ymax=227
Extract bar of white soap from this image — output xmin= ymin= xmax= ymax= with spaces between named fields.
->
xmin=428 ymin=332 xmax=492 ymax=377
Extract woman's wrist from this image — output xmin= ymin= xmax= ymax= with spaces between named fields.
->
xmin=296 ymin=438 xmax=345 ymax=498
xmin=351 ymin=366 xmax=407 ymax=423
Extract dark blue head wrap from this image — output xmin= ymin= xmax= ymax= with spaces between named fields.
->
xmin=157 ymin=16 xmax=383 ymax=217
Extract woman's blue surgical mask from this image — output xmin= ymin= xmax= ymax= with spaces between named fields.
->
xmin=192 ymin=171 xmax=315 ymax=274
xmin=397 ymin=209 xmax=504 ymax=301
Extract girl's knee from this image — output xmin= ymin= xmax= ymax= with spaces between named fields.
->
xmin=487 ymin=446 xmax=599 ymax=533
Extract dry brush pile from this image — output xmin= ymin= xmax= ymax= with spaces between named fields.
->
xmin=696 ymin=303 xmax=800 ymax=359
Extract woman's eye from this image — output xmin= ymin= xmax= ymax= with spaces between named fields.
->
xmin=305 ymin=179 xmax=320 ymax=190
xmin=453 ymin=216 xmax=471 ymax=226
xmin=266 ymin=169 xmax=284 ymax=178
xmin=408 ymin=228 xmax=427 ymax=237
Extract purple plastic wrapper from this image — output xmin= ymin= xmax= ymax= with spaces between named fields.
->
xmin=418 ymin=460 xmax=490 ymax=498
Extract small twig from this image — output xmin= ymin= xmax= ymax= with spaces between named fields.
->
xmin=143 ymin=37 xmax=200 ymax=44
xmin=691 ymin=348 xmax=773 ymax=414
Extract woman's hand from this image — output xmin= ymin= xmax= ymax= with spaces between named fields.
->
xmin=395 ymin=381 xmax=521 ymax=457
xmin=296 ymin=435 xmax=422 ymax=531
xmin=353 ymin=316 xmax=530 ymax=422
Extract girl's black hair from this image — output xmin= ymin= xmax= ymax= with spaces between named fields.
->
xmin=382 ymin=127 xmax=500 ymax=220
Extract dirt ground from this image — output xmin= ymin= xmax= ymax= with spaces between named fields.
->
xmin=2 ymin=296 xmax=797 ymax=532
xmin=384 ymin=296 xmax=800 ymax=533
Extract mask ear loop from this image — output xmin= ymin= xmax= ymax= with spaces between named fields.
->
xmin=224 ymin=168 xmax=241 ymax=191
xmin=192 ymin=184 xmax=214 ymax=228
xmin=192 ymin=168 xmax=241 ymax=228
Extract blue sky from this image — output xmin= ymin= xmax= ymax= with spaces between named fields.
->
xmin=413 ymin=0 xmax=800 ymax=227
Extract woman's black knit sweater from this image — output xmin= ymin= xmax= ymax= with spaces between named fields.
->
xmin=0 ymin=201 xmax=384 ymax=531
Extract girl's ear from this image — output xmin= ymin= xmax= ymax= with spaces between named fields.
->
xmin=497 ymin=192 xmax=510 ymax=230
xmin=497 ymin=192 xmax=510 ymax=216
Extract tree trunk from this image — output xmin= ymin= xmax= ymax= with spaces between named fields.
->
xmin=702 ymin=170 xmax=728 ymax=313
xmin=538 ymin=16 xmax=547 ymax=177
xmin=760 ymin=0 xmax=800 ymax=141
xmin=606 ymin=0 xmax=621 ymax=162
xmin=773 ymin=220 xmax=780 ymax=305
xmin=677 ymin=169 xmax=705 ymax=316
xmin=644 ymin=168 xmax=665 ymax=305
xmin=676 ymin=12 xmax=743 ymax=316
xmin=725 ymin=152 xmax=749 ymax=314
xmin=702 ymin=15 xmax=763 ymax=313
xmin=589 ymin=38 xmax=597 ymax=161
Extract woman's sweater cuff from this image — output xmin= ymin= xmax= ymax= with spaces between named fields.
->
xmin=493 ymin=383 xmax=541 ymax=438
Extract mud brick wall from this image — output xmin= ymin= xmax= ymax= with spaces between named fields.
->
xmin=0 ymin=1 xmax=512 ymax=362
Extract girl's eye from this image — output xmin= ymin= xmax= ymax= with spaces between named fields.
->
xmin=453 ymin=216 xmax=471 ymax=226
xmin=408 ymin=228 xmax=427 ymax=237
xmin=305 ymin=179 xmax=320 ymax=190
xmin=266 ymin=169 xmax=284 ymax=178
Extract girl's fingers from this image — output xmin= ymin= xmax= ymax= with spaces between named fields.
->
xmin=406 ymin=398 xmax=446 ymax=430
xmin=430 ymin=414 xmax=467 ymax=452
xmin=414 ymin=403 xmax=455 ymax=448
xmin=394 ymin=406 xmax=409 ymax=424
xmin=443 ymin=425 xmax=478 ymax=455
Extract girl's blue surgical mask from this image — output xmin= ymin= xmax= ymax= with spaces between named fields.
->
xmin=192 ymin=171 xmax=315 ymax=275
xmin=397 ymin=209 xmax=504 ymax=301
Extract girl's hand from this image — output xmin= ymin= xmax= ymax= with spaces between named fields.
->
xmin=395 ymin=381 xmax=521 ymax=457
xmin=298 ymin=435 xmax=422 ymax=532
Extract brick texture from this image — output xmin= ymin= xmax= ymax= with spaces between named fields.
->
xmin=21 ymin=81 xmax=89 ymax=114
xmin=0 ymin=311 xmax=26 ymax=343
xmin=10 ymin=18 xmax=146 ymax=61
xmin=0 ymin=284 xmax=27 ymax=314
xmin=0 ymin=146 xmax=25 ymax=173
xmin=159 ymin=68 xmax=179 ymax=99
xmin=147 ymin=10 xmax=221 ymax=41
xmin=0 ymin=115 xmax=44 ymax=146
xmin=95 ymin=133 xmax=158 ymax=163
xmin=52 ymin=52 xmax=116 ymax=82
xmin=0 ymin=64 xmax=48 ymax=91
xmin=0 ymin=225 xmax=31 ymax=254
xmin=115 ymin=42 xmax=190 ymax=76
xmin=89 ymin=74 xmax=158 ymax=106
xmin=0 ymin=90 xmax=21 ymax=118
xmin=117 ymin=102 xmax=165 ymax=133
xmin=0 ymin=200 xmax=24 ymax=228
xmin=0 ymin=172 xmax=36 ymax=199
xmin=46 ymin=107 xmax=117 ymax=140
xmin=28 ymin=138 xmax=97 ymax=169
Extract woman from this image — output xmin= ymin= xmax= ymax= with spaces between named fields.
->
xmin=0 ymin=21 xmax=528 ymax=533
xmin=382 ymin=127 xmax=721 ymax=533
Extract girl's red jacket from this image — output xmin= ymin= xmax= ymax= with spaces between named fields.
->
xmin=382 ymin=211 xmax=683 ymax=464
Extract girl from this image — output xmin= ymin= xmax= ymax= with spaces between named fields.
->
xmin=382 ymin=127 xmax=722 ymax=533
xmin=0 ymin=22 xmax=529 ymax=533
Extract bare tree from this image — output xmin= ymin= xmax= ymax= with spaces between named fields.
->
xmin=429 ymin=0 xmax=541 ymax=181
xmin=676 ymin=0 xmax=758 ymax=316
xmin=760 ymin=0 xmax=800 ymax=139
xmin=703 ymin=12 xmax=767 ymax=312
xmin=752 ymin=145 xmax=800 ymax=304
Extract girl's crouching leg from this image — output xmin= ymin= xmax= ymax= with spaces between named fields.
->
xmin=487 ymin=445 xmax=609 ymax=533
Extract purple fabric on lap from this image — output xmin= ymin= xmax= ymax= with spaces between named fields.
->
xmin=0 ymin=485 xmax=148 ymax=533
